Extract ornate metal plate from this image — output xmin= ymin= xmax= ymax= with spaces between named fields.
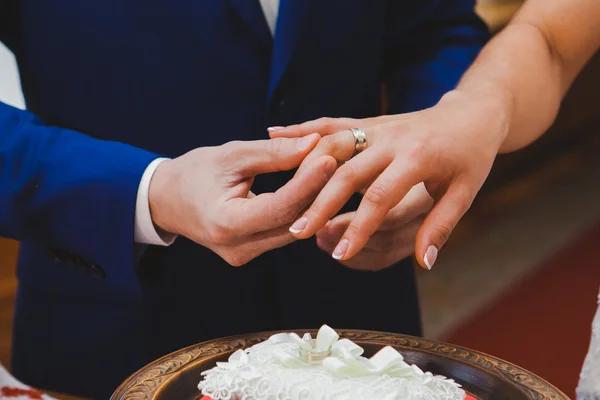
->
xmin=111 ymin=330 xmax=569 ymax=400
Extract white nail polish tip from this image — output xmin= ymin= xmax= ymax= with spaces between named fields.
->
xmin=332 ymin=253 xmax=343 ymax=260
xmin=424 ymin=245 xmax=438 ymax=270
xmin=289 ymin=227 xmax=302 ymax=234
xmin=424 ymin=255 xmax=433 ymax=270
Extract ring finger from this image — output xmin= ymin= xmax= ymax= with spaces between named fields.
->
xmin=289 ymin=148 xmax=391 ymax=239
xmin=295 ymin=129 xmax=356 ymax=177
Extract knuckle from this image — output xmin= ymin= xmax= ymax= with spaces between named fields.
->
xmin=304 ymin=202 xmax=322 ymax=220
xmin=364 ymin=184 xmax=388 ymax=207
xmin=389 ymin=122 xmax=411 ymax=136
xmin=206 ymin=228 xmax=228 ymax=246
xmin=338 ymin=117 xmax=355 ymax=126
xmin=270 ymin=204 xmax=298 ymax=226
xmin=206 ymin=220 xmax=235 ymax=246
xmin=321 ymin=134 xmax=336 ymax=147
xmin=223 ymin=253 xmax=247 ymax=267
xmin=344 ymin=223 xmax=362 ymax=239
xmin=404 ymin=137 xmax=428 ymax=161
xmin=334 ymin=163 xmax=357 ymax=186
xmin=316 ymin=117 xmax=333 ymax=128
xmin=221 ymin=140 xmax=242 ymax=153
xmin=455 ymin=190 xmax=475 ymax=212
xmin=311 ymin=137 xmax=333 ymax=155
xmin=434 ymin=221 xmax=454 ymax=244
xmin=218 ymin=141 xmax=242 ymax=163
xmin=304 ymin=202 xmax=335 ymax=226
xmin=266 ymin=137 xmax=285 ymax=155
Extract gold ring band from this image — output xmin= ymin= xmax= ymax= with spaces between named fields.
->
xmin=350 ymin=128 xmax=368 ymax=156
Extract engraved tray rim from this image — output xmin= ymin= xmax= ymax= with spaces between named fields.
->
xmin=111 ymin=329 xmax=569 ymax=400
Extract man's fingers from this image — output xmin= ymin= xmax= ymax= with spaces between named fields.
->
xmin=295 ymin=129 xmax=356 ymax=177
xmin=316 ymin=222 xmax=418 ymax=271
xmin=289 ymin=150 xmax=389 ymax=240
xmin=318 ymin=212 xmax=423 ymax=253
xmin=227 ymin=155 xmax=337 ymax=234
xmin=331 ymin=161 xmax=421 ymax=261
xmin=315 ymin=214 xmax=352 ymax=245
xmin=415 ymin=184 xmax=475 ymax=270
xmin=315 ymin=236 xmax=378 ymax=271
xmin=364 ymin=217 xmax=422 ymax=253
xmin=306 ymin=130 xmax=356 ymax=164
xmin=226 ymin=134 xmax=320 ymax=176
xmin=268 ymin=117 xmax=358 ymax=138
xmin=379 ymin=183 xmax=433 ymax=231
xmin=219 ymin=225 xmax=296 ymax=266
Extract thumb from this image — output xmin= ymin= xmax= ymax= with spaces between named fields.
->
xmin=415 ymin=185 xmax=474 ymax=270
xmin=228 ymin=134 xmax=320 ymax=176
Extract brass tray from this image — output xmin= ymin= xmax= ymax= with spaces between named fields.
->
xmin=111 ymin=330 xmax=569 ymax=400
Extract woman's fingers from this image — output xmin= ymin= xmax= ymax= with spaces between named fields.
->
xmin=330 ymin=161 xmax=421 ymax=261
xmin=415 ymin=183 xmax=475 ymax=270
xmin=268 ymin=114 xmax=418 ymax=139
xmin=289 ymin=149 xmax=390 ymax=239
xmin=268 ymin=117 xmax=360 ymax=138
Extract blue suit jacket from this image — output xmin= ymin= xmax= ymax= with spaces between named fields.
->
xmin=0 ymin=0 xmax=487 ymax=398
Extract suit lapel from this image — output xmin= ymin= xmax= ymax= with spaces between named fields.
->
xmin=267 ymin=0 xmax=310 ymax=103
xmin=225 ymin=0 xmax=273 ymax=50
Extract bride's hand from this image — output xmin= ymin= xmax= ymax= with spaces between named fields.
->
xmin=269 ymin=89 xmax=509 ymax=269
xmin=315 ymin=183 xmax=432 ymax=271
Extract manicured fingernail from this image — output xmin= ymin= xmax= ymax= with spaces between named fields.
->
xmin=297 ymin=135 xmax=315 ymax=151
xmin=424 ymin=245 xmax=438 ymax=270
xmin=289 ymin=217 xmax=308 ymax=234
xmin=332 ymin=239 xmax=349 ymax=260
xmin=268 ymin=126 xmax=284 ymax=132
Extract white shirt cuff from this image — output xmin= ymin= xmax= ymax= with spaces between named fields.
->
xmin=134 ymin=158 xmax=177 ymax=246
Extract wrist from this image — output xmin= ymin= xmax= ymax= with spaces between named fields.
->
xmin=440 ymin=84 xmax=514 ymax=153
xmin=148 ymin=159 xmax=177 ymax=235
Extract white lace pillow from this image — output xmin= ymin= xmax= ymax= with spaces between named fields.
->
xmin=198 ymin=325 xmax=465 ymax=400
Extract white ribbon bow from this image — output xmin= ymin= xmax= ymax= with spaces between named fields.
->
xmin=246 ymin=325 xmax=420 ymax=379
xmin=199 ymin=325 xmax=463 ymax=400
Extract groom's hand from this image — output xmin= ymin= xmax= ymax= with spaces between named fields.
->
xmin=148 ymin=135 xmax=336 ymax=266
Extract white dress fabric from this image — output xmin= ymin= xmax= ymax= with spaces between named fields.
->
xmin=577 ymin=292 xmax=600 ymax=399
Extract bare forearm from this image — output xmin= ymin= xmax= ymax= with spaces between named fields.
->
xmin=455 ymin=0 xmax=600 ymax=153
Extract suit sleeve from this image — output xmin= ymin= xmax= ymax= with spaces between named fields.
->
xmin=0 ymin=101 xmax=159 ymax=293
xmin=384 ymin=0 xmax=489 ymax=114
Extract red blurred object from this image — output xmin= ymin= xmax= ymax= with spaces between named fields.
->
xmin=0 ymin=386 xmax=44 ymax=400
